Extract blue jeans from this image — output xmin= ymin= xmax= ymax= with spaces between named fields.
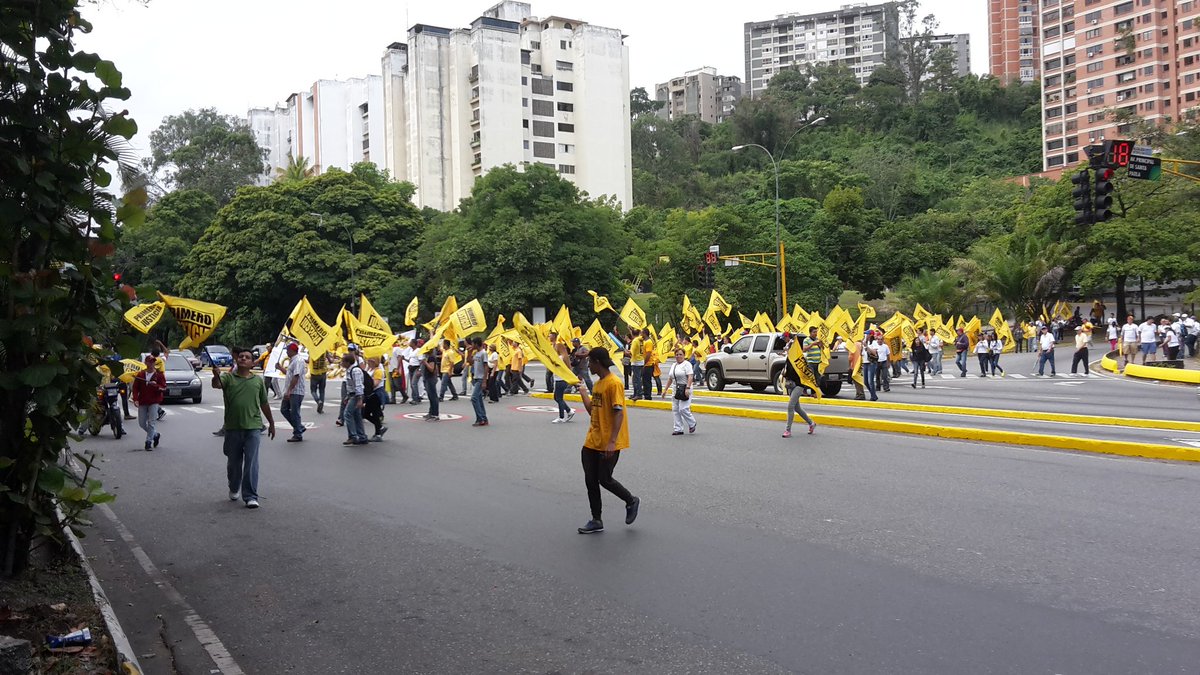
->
xmin=554 ymin=380 xmax=571 ymax=418
xmin=408 ymin=366 xmax=423 ymax=402
xmin=954 ymin=351 xmax=968 ymax=375
xmin=471 ymin=380 xmax=487 ymax=423
xmin=439 ymin=373 xmax=458 ymax=399
xmin=223 ymin=429 xmax=261 ymax=502
xmin=424 ymin=377 xmax=439 ymax=417
xmin=344 ymin=395 xmax=366 ymax=441
xmin=1038 ymin=350 xmax=1056 ymax=375
xmin=280 ymin=393 xmax=304 ymax=437
xmin=631 ymin=365 xmax=644 ymax=399
xmin=864 ymin=362 xmax=878 ymax=400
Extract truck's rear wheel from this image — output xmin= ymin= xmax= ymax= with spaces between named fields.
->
xmin=749 ymin=383 xmax=767 ymax=392
xmin=772 ymin=368 xmax=786 ymax=395
xmin=705 ymin=367 xmax=725 ymax=391
xmin=819 ymin=380 xmax=843 ymax=398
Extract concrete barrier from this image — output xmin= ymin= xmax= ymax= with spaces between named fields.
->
xmin=1123 ymin=362 xmax=1200 ymax=385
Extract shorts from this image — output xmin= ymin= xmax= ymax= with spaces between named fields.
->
xmin=1139 ymin=342 xmax=1156 ymax=355
xmin=1121 ymin=342 xmax=1139 ymax=357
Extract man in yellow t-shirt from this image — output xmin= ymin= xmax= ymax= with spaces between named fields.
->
xmin=629 ymin=333 xmax=645 ymax=400
xmin=575 ymin=347 xmax=638 ymax=534
xmin=438 ymin=339 xmax=459 ymax=401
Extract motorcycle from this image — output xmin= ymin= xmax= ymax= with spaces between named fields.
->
xmin=87 ymin=383 xmax=124 ymax=439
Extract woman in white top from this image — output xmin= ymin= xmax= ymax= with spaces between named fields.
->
xmin=1106 ymin=321 xmax=1118 ymax=352
xmin=664 ymin=348 xmax=697 ymax=435
xmin=974 ymin=335 xmax=993 ymax=377
xmin=1162 ymin=325 xmax=1181 ymax=360
xmin=989 ymin=335 xmax=1005 ymax=377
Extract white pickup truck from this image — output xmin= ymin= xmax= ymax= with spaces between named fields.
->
xmin=704 ymin=332 xmax=850 ymax=397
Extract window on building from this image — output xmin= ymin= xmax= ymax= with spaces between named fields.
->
xmin=532 ymin=99 xmax=553 ymax=117
xmin=557 ymin=122 xmax=575 ymax=132
xmin=1084 ymin=28 xmax=1102 ymax=39
xmin=555 ymin=60 xmax=573 ymax=72
xmin=558 ymin=164 xmax=575 ymax=174
xmin=1088 ymin=77 xmax=1104 ymax=88
xmin=1047 ymin=139 xmax=1064 ymax=150
xmin=558 ymin=143 xmax=573 ymax=153
xmin=533 ymin=141 xmax=555 ymax=158
xmin=532 ymin=120 xmax=555 ymax=138
xmin=1066 ymin=151 xmax=1079 ymax=163
xmin=522 ymin=119 xmax=529 ymax=129
xmin=1044 ymin=57 xmax=1062 ymax=71
xmin=560 ymin=40 xmax=567 ymax=49
xmin=1044 ymin=26 xmax=1061 ymax=39
xmin=1114 ymin=1 xmax=1134 ymax=15
xmin=1086 ymin=45 xmax=1103 ymax=58
xmin=1117 ymin=70 xmax=1137 ymax=83
xmin=523 ymin=140 xmax=530 ymax=150
xmin=1086 ymin=61 xmax=1105 ymax=72
xmin=521 ymin=76 xmax=528 ymax=85
xmin=1085 ymin=10 xmax=1101 ymax=22
xmin=1087 ymin=94 xmax=1107 ymax=105
xmin=1114 ymin=55 xmax=1134 ymax=67
xmin=556 ymin=81 xmax=574 ymax=92
xmin=522 ymin=97 xmax=529 ymax=107
xmin=556 ymin=102 xmax=574 ymax=112
xmin=530 ymin=41 xmax=541 ymax=49
xmin=531 ymin=77 xmax=553 ymax=96
xmin=1048 ymin=155 xmax=1065 ymax=167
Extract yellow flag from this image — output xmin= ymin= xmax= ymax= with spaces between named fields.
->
xmin=792 ymin=304 xmax=810 ymax=324
xmin=582 ymin=319 xmax=610 ymax=350
xmin=884 ymin=325 xmax=904 ymax=363
xmin=117 ymin=358 xmax=147 ymax=384
xmin=707 ymin=289 xmax=732 ymax=317
xmin=124 ymin=302 xmax=166 ymax=334
xmin=553 ymin=304 xmax=574 ymax=338
xmin=912 ymin=303 xmax=931 ymax=326
xmin=288 ymin=296 xmax=340 ymax=356
xmin=342 ymin=308 xmax=397 ymax=359
xmin=703 ymin=309 xmax=723 ymax=336
xmin=739 ymin=312 xmax=755 ymax=329
xmin=158 ymin=293 xmax=227 ymax=350
xmin=435 ymin=296 xmax=458 ymax=328
xmin=487 ymin=314 xmax=507 ymax=341
xmin=404 ymin=297 xmax=419 ymax=327
xmin=988 ymin=308 xmax=1007 ymax=335
xmin=358 ymin=295 xmax=392 ymax=334
xmin=786 ymin=338 xmax=823 ymax=399
xmin=696 ymin=334 xmax=711 ymax=361
xmin=619 ymin=297 xmax=647 ymax=330
xmin=512 ymin=312 xmax=578 ymax=384
xmin=657 ymin=324 xmax=677 ymax=360
xmin=451 ymin=298 xmax=487 ymax=337
xmin=682 ymin=295 xmax=703 ymax=332
xmin=776 ymin=314 xmax=802 ymax=334
xmin=857 ymin=302 xmax=877 ymax=321
xmin=934 ymin=316 xmax=956 ymax=344
xmin=588 ymin=290 xmax=614 ymax=314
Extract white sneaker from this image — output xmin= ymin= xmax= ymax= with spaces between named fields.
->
xmin=551 ymin=417 xmax=565 ymax=424
xmin=229 ymin=492 xmax=239 ymax=501
xmin=566 ymin=411 xmax=576 ymax=422
xmin=245 ymin=499 xmax=260 ymax=509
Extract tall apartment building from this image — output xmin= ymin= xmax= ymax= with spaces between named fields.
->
xmin=380 ymin=1 xmax=632 ymax=211
xmin=928 ymin=33 xmax=973 ymax=76
xmin=1040 ymin=0 xmax=1200 ymax=171
xmin=990 ymin=0 xmax=1041 ymax=83
xmin=654 ymin=67 xmax=744 ymax=123
xmin=247 ymin=76 xmax=386 ymax=181
xmin=744 ymin=2 xmax=901 ymax=98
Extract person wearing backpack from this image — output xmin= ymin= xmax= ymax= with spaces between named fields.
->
xmin=341 ymin=353 xmax=368 ymax=445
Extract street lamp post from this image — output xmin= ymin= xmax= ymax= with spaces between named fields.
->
xmin=310 ymin=212 xmax=356 ymax=312
xmin=731 ymin=116 xmax=826 ymax=321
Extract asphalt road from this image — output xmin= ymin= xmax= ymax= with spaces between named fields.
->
xmin=77 ymin=379 xmax=1200 ymax=674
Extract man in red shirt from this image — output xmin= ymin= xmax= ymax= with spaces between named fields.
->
xmin=131 ymin=354 xmax=166 ymax=451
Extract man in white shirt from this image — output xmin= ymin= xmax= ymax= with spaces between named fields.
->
xmin=928 ymin=333 xmax=944 ymax=375
xmin=281 ymin=343 xmax=308 ymax=441
xmin=1138 ymin=318 xmax=1159 ymax=364
xmin=1036 ymin=326 xmax=1057 ymax=376
xmin=406 ymin=341 xmax=424 ymax=404
xmin=1119 ymin=315 xmax=1140 ymax=368
xmin=1184 ymin=315 xmax=1198 ymax=357
xmin=389 ymin=341 xmax=407 ymax=404
xmin=873 ymin=335 xmax=892 ymax=393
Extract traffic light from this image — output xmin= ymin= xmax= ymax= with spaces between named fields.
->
xmin=1070 ymin=169 xmax=1092 ymax=226
xmin=1092 ymin=168 xmax=1114 ymax=222
xmin=704 ymin=251 xmax=718 ymax=265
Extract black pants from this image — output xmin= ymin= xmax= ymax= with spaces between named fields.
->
xmin=424 ymin=377 xmax=439 ymax=417
xmin=912 ymin=360 xmax=926 ymax=386
xmin=1071 ymin=348 xmax=1090 ymax=374
xmin=363 ymin=391 xmax=384 ymax=434
xmin=581 ymin=447 xmax=633 ymax=521
xmin=509 ymin=368 xmax=530 ymax=394
xmin=641 ymin=368 xmax=653 ymax=400
xmin=310 ymin=374 xmax=326 ymax=404
xmin=978 ymin=353 xmax=990 ymax=375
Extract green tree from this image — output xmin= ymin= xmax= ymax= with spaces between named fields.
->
xmin=176 ymin=163 xmax=422 ymax=345
xmin=630 ymin=87 xmax=662 ymax=118
xmin=421 ymin=164 xmax=627 ymax=320
xmin=147 ymin=108 xmax=267 ymax=204
xmin=893 ymin=268 xmax=970 ymax=318
xmin=1 ymin=0 xmax=134 ymax=574
xmin=112 ymin=189 xmax=218 ymax=294
xmin=274 ymin=154 xmax=316 ymax=184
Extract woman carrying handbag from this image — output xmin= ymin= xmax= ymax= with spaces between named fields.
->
xmin=665 ymin=349 xmax=696 ymax=436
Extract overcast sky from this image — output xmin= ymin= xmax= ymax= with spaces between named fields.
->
xmin=79 ymin=0 xmax=987 ymax=157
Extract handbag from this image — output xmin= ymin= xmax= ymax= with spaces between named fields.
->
xmin=671 ymin=365 xmax=689 ymax=400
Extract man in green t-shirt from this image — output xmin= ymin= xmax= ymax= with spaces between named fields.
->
xmin=212 ymin=346 xmax=275 ymax=509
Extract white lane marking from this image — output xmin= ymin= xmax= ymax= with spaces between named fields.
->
xmin=180 ymin=407 xmax=215 ymax=414
xmin=88 ymin=493 xmax=245 ymax=674
xmin=1033 ymin=395 xmax=1081 ymax=401
xmin=1168 ymin=438 xmax=1200 ymax=448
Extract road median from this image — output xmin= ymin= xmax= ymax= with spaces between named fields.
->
xmin=531 ymin=392 xmax=1200 ymax=463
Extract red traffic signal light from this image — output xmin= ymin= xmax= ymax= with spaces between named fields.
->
xmin=112 ymin=272 xmax=122 ymax=283
xmin=704 ymin=251 xmax=718 ymax=265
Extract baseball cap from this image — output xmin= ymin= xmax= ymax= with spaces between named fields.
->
xmin=286 ymin=343 xmax=299 ymax=353
xmin=347 ymin=342 xmax=360 ymax=351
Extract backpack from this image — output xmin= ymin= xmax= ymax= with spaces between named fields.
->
xmin=912 ymin=340 xmax=929 ymax=362
xmin=355 ymin=365 xmax=374 ymax=394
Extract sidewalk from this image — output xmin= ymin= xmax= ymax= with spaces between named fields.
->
xmin=1100 ymin=345 xmax=1200 ymax=384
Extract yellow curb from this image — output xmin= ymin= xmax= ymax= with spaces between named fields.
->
xmin=529 ymin=393 xmax=1200 ymax=462
xmin=1101 ymin=350 xmax=1120 ymax=373
xmin=687 ymin=389 xmax=1200 ymax=433
xmin=1122 ymin=362 xmax=1200 ymax=385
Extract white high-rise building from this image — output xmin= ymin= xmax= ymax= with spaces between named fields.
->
xmin=381 ymin=1 xmax=632 ymax=211
xmin=248 ymin=76 xmax=386 ymax=181
xmin=744 ymin=2 xmax=901 ymax=97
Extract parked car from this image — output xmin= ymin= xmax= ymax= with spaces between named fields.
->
xmin=139 ymin=353 xmax=203 ymax=404
xmin=178 ymin=349 xmax=202 ymax=370
xmin=704 ymin=332 xmax=851 ymax=397
xmin=199 ymin=345 xmax=233 ymax=368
